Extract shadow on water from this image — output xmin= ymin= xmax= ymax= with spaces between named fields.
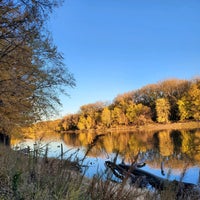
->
xmin=170 ymin=130 xmax=182 ymax=154
xmin=152 ymin=131 xmax=160 ymax=150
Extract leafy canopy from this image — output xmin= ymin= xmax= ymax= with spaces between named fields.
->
xmin=0 ymin=0 xmax=75 ymax=133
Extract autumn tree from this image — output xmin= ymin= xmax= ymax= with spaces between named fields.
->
xmin=111 ymin=107 xmax=127 ymax=126
xmin=101 ymin=107 xmax=111 ymax=127
xmin=158 ymin=79 xmax=190 ymax=120
xmin=156 ymin=98 xmax=170 ymax=123
xmin=77 ymin=102 xmax=105 ymax=129
xmin=58 ymin=114 xmax=79 ymax=131
xmin=177 ymin=98 xmax=190 ymax=121
xmin=112 ymin=94 xmax=132 ymax=125
xmin=126 ymin=102 xmax=137 ymax=124
xmin=188 ymin=83 xmax=200 ymax=120
xmin=133 ymin=83 xmax=160 ymax=120
xmin=0 ymin=0 xmax=75 ymax=135
xmin=126 ymin=103 xmax=151 ymax=125
xmin=77 ymin=116 xmax=87 ymax=130
xmin=178 ymin=81 xmax=200 ymax=121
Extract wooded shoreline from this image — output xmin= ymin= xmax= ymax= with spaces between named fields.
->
xmin=62 ymin=121 xmax=200 ymax=134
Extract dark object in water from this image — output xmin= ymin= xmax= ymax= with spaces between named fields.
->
xmin=0 ymin=132 xmax=10 ymax=146
xmin=105 ymin=161 xmax=197 ymax=192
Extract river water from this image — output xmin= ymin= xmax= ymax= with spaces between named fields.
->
xmin=11 ymin=129 xmax=200 ymax=185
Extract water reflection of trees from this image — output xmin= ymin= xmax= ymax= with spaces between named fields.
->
xmin=62 ymin=129 xmax=200 ymax=168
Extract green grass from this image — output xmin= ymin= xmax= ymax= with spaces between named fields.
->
xmin=0 ymin=144 xmax=199 ymax=200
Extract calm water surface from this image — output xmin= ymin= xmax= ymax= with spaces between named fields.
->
xmin=12 ymin=129 xmax=200 ymax=185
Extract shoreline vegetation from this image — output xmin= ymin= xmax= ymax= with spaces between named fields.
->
xmin=19 ymin=120 xmax=200 ymax=141
xmin=56 ymin=78 xmax=200 ymax=134
xmin=0 ymin=145 xmax=153 ymax=200
xmin=60 ymin=121 xmax=200 ymax=134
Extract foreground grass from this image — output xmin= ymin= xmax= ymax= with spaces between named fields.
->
xmin=0 ymin=145 xmax=199 ymax=200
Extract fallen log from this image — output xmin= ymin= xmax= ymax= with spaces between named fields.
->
xmin=105 ymin=161 xmax=198 ymax=192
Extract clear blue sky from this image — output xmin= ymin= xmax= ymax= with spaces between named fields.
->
xmin=49 ymin=0 xmax=200 ymax=117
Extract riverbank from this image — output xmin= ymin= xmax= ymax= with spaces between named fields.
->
xmin=134 ymin=121 xmax=200 ymax=132
xmin=64 ymin=121 xmax=200 ymax=134
xmin=1 ymin=143 xmax=200 ymax=199
xmin=0 ymin=144 xmax=152 ymax=200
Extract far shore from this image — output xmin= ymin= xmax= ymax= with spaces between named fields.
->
xmin=63 ymin=121 xmax=200 ymax=134
xmin=131 ymin=121 xmax=200 ymax=132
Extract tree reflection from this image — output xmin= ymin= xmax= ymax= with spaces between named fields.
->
xmin=158 ymin=130 xmax=174 ymax=157
xmin=61 ymin=129 xmax=200 ymax=169
xmin=170 ymin=130 xmax=182 ymax=154
xmin=11 ymin=127 xmax=200 ymax=171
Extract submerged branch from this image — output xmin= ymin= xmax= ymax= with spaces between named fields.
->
xmin=105 ymin=161 xmax=199 ymax=197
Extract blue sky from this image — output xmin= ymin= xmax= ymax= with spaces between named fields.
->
xmin=49 ymin=0 xmax=200 ymax=117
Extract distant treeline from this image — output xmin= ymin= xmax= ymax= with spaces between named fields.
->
xmin=58 ymin=78 xmax=200 ymax=131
